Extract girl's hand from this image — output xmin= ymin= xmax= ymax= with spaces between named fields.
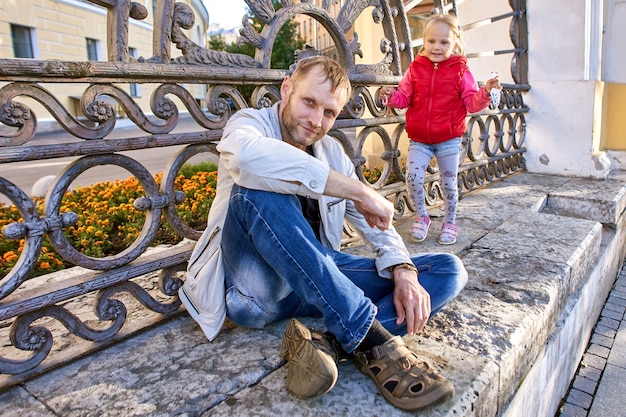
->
xmin=379 ymin=86 xmax=395 ymax=104
xmin=485 ymin=76 xmax=502 ymax=94
xmin=486 ymin=74 xmax=503 ymax=107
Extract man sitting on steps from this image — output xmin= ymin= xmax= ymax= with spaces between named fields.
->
xmin=180 ymin=54 xmax=468 ymax=411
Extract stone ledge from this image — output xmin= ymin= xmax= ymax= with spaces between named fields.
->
xmin=1 ymin=172 xmax=624 ymax=416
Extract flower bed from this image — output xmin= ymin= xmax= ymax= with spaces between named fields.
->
xmin=0 ymin=162 xmax=218 ymax=279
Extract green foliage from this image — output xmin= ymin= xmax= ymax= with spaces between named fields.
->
xmin=178 ymin=161 xmax=218 ymax=179
xmin=225 ymin=0 xmax=305 ymax=68
xmin=208 ymin=35 xmax=228 ymax=51
xmin=212 ymin=0 xmax=306 ymax=100
xmin=267 ymin=2 xmax=306 ymax=69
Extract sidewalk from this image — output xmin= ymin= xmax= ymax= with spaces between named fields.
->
xmin=557 ymin=258 xmax=626 ymax=417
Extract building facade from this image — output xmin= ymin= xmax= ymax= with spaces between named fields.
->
xmin=0 ymin=0 xmax=209 ymax=132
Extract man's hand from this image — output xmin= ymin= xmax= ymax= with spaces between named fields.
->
xmin=324 ymin=170 xmax=394 ymax=231
xmin=352 ymin=184 xmax=394 ymax=230
xmin=392 ymin=267 xmax=431 ymax=335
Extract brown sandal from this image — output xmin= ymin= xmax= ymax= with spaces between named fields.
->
xmin=280 ymin=319 xmax=339 ymax=398
xmin=354 ymin=336 xmax=454 ymax=411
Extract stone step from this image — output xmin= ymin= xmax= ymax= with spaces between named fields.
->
xmin=502 ymin=171 xmax=626 ymax=225
xmin=1 ymin=171 xmax=625 ymax=417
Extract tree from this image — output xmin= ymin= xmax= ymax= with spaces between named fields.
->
xmin=208 ymin=35 xmax=227 ymax=52
xmin=213 ymin=0 xmax=305 ymax=70
xmin=208 ymin=1 xmax=305 ymax=104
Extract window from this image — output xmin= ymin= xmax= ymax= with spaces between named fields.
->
xmin=86 ymin=38 xmax=100 ymax=61
xmin=11 ymin=24 xmax=34 ymax=58
xmin=129 ymin=47 xmax=141 ymax=97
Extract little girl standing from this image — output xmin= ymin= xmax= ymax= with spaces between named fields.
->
xmin=380 ymin=13 xmax=501 ymax=245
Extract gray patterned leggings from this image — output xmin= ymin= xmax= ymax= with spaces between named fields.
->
xmin=406 ymin=146 xmax=459 ymax=224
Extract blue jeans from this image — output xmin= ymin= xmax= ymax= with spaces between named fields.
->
xmin=409 ymin=137 xmax=463 ymax=158
xmin=221 ymin=185 xmax=467 ymax=352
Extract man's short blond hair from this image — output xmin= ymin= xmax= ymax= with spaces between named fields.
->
xmin=290 ymin=55 xmax=352 ymax=103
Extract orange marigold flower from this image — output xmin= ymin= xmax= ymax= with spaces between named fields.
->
xmin=3 ymin=251 xmax=18 ymax=262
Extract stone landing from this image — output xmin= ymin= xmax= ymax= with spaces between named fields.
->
xmin=1 ymin=171 xmax=625 ymax=417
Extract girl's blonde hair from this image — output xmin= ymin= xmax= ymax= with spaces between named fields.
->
xmin=419 ymin=14 xmax=465 ymax=56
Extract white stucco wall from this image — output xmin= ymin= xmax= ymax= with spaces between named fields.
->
xmin=457 ymin=0 xmax=518 ymax=85
xmin=525 ymin=0 xmax=611 ymax=178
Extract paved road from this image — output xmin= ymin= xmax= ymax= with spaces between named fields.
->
xmin=0 ymin=117 xmax=215 ymax=205
xmin=558 ymin=259 xmax=626 ymax=417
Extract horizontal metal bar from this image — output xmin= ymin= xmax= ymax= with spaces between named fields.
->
xmin=0 ymin=242 xmax=195 ymax=321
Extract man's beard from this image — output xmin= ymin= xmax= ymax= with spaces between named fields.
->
xmin=280 ymin=98 xmax=324 ymax=148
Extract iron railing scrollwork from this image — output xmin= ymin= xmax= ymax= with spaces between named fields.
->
xmin=0 ymin=0 xmax=528 ymax=388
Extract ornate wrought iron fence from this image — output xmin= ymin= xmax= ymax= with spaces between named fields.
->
xmin=0 ymin=0 xmax=528 ymax=388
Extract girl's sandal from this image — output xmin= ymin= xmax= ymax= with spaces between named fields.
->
xmin=409 ymin=217 xmax=431 ymax=242
xmin=354 ymin=336 xmax=454 ymax=411
xmin=438 ymin=223 xmax=458 ymax=245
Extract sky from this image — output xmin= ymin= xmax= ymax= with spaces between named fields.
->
xmin=202 ymin=0 xmax=249 ymax=29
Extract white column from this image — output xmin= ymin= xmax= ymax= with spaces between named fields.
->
xmin=604 ymin=0 xmax=626 ymax=83
xmin=525 ymin=0 xmax=611 ymax=178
